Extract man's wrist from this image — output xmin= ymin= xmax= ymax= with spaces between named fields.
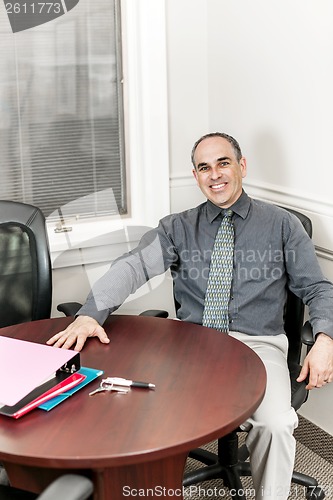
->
xmin=316 ymin=332 xmax=333 ymax=343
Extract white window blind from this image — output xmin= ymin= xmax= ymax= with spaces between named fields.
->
xmin=0 ymin=0 xmax=126 ymax=220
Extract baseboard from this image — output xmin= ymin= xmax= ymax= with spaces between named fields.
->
xmin=295 ymin=415 xmax=333 ymax=465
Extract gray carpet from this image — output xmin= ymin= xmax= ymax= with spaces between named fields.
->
xmin=184 ymin=416 xmax=333 ymax=499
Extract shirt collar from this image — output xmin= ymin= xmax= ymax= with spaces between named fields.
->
xmin=206 ymin=190 xmax=251 ymax=223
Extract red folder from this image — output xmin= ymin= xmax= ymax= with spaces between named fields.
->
xmin=0 ymin=372 xmax=86 ymax=419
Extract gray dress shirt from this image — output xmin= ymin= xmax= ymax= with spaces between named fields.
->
xmin=78 ymin=191 xmax=333 ymax=339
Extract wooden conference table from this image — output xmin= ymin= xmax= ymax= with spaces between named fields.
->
xmin=0 ymin=315 xmax=266 ymax=499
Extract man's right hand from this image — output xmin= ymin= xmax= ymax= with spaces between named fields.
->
xmin=46 ymin=315 xmax=110 ymax=352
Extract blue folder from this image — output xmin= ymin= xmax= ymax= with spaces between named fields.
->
xmin=39 ymin=367 xmax=103 ymax=411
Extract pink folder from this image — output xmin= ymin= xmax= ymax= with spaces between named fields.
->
xmin=0 ymin=336 xmax=80 ymax=407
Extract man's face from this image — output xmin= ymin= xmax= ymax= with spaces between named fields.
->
xmin=192 ymin=136 xmax=247 ymax=208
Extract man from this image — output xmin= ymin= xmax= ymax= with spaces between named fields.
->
xmin=47 ymin=132 xmax=333 ymax=499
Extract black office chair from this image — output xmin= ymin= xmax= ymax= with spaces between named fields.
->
xmin=0 ymin=200 xmax=82 ymax=327
xmin=0 ymin=474 xmax=93 ymax=500
xmin=140 ymin=207 xmax=325 ymax=500
xmin=0 ymin=201 xmax=53 ymax=328
xmin=0 ymin=200 xmax=82 ymax=487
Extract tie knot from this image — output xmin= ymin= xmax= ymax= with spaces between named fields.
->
xmin=222 ymin=209 xmax=233 ymax=220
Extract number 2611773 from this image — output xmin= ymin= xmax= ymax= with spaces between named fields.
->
xmin=5 ymin=3 xmax=62 ymax=15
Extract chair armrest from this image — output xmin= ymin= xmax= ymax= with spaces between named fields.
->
xmin=301 ymin=321 xmax=315 ymax=347
xmin=139 ymin=310 xmax=169 ymax=318
xmin=38 ymin=474 xmax=93 ymax=500
xmin=57 ymin=302 xmax=83 ymax=317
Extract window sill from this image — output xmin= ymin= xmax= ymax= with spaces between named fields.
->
xmin=48 ymin=214 xmax=154 ymax=269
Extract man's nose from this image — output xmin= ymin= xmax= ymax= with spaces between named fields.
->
xmin=210 ymin=166 xmax=222 ymax=179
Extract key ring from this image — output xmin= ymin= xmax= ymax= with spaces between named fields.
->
xmin=89 ymin=379 xmax=129 ymax=396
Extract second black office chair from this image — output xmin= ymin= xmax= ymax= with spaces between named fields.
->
xmin=52 ymin=202 xmax=325 ymax=499
xmin=141 ymin=207 xmax=325 ymax=500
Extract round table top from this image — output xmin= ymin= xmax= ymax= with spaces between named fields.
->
xmin=0 ymin=315 xmax=266 ymax=469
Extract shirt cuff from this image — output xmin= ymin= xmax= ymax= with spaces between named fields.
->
xmin=76 ymin=303 xmax=110 ymax=326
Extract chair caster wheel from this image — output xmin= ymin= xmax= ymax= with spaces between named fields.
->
xmin=306 ymin=486 xmax=325 ymax=500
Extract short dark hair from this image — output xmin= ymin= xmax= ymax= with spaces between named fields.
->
xmin=191 ymin=132 xmax=242 ymax=167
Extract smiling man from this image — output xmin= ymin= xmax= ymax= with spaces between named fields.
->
xmin=48 ymin=132 xmax=333 ymax=500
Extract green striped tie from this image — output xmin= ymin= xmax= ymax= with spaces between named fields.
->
xmin=202 ymin=209 xmax=234 ymax=332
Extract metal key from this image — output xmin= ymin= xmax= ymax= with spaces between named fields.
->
xmin=89 ymin=385 xmax=128 ymax=396
xmin=89 ymin=386 xmax=108 ymax=396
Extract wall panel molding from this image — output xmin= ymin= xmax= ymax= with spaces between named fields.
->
xmin=243 ymin=179 xmax=333 ymax=218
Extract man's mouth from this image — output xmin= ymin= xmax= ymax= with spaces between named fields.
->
xmin=210 ymin=183 xmax=227 ymax=190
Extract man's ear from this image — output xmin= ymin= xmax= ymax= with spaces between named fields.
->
xmin=240 ymin=157 xmax=247 ymax=179
xmin=192 ymin=168 xmax=199 ymax=183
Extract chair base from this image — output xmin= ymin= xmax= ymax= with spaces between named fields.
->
xmin=183 ymin=432 xmax=325 ymax=500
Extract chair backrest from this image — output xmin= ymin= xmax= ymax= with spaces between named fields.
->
xmin=0 ymin=200 xmax=52 ymax=328
xmin=281 ymin=207 xmax=312 ymax=367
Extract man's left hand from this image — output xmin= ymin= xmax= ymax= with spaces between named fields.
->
xmin=297 ymin=333 xmax=333 ymax=390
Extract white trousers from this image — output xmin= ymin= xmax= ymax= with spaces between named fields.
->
xmin=229 ymin=332 xmax=298 ymax=500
